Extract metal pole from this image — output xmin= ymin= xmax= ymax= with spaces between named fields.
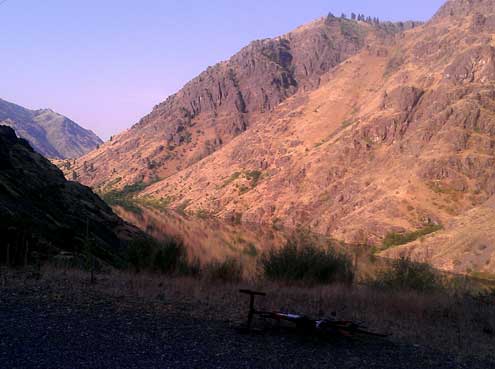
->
xmin=247 ymin=294 xmax=255 ymax=330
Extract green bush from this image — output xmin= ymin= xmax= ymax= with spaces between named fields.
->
xmin=372 ymin=257 xmax=444 ymax=293
xmin=203 ymin=258 xmax=243 ymax=282
xmin=261 ymin=231 xmax=355 ymax=285
xmin=382 ymin=224 xmax=442 ymax=249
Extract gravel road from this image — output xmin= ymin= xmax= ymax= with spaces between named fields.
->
xmin=1 ymin=287 xmax=493 ymax=369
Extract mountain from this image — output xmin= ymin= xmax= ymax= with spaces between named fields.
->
xmin=0 ymin=125 xmax=140 ymax=265
xmin=0 ymin=98 xmax=102 ymax=159
xmin=67 ymin=16 xmax=416 ymax=190
xmin=66 ymin=0 xmax=495 ymax=274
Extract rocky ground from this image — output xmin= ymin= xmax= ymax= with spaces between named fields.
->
xmin=1 ymin=276 xmax=494 ymax=369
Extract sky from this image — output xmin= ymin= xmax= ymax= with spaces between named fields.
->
xmin=0 ymin=0 xmax=445 ymax=140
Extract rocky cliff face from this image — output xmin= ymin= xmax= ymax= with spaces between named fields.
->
xmin=0 ymin=98 xmax=102 ymax=159
xmin=63 ymin=0 xmax=495 ymax=273
xmin=0 ymin=126 xmax=139 ymax=265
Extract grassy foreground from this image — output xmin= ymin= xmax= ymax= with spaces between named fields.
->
xmin=1 ymin=264 xmax=494 ymax=361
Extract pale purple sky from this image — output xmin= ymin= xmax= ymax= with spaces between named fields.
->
xmin=1 ymin=0 xmax=444 ymax=140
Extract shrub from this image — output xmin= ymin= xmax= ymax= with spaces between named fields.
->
xmin=195 ymin=208 xmax=210 ymax=219
xmin=127 ymin=236 xmax=194 ymax=275
xmin=242 ymin=243 xmax=258 ymax=257
xmin=152 ymin=237 xmax=187 ymax=274
xmin=238 ymin=184 xmax=250 ymax=195
xmin=245 ymin=170 xmax=262 ymax=187
xmin=203 ymin=258 xmax=243 ymax=282
xmin=175 ymin=200 xmax=191 ymax=216
xmin=372 ymin=257 xmax=445 ymax=293
xmin=127 ymin=239 xmax=154 ymax=273
xmin=261 ymin=231 xmax=354 ymax=285
xmin=177 ymin=256 xmax=201 ymax=277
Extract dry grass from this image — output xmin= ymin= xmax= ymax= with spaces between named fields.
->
xmin=3 ymin=265 xmax=494 ymax=360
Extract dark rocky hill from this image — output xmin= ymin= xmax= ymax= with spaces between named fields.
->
xmin=0 ymin=125 xmax=139 ymax=265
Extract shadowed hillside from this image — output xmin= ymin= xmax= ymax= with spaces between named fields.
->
xmin=0 ymin=125 xmax=140 ymax=265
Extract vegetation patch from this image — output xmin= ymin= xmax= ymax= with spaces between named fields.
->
xmin=127 ymin=237 xmax=199 ymax=276
xmin=221 ymin=172 xmax=241 ymax=188
xmin=242 ymin=243 xmax=258 ymax=257
xmin=244 ymin=170 xmax=262 ymax=187
xmin=203 ymin=258 xmax=243 ymax=282
xmin=261 ymin=230 xmax=354 ymax=285
xmin=371 ymin=257 xmax=445 ymax=293
xmin=137 ymin=195 xmax=174 ymax=211
xmin=175 ymin=200 xmax=191 ymax=216
xmin=195 ymin=208 xmax=211 ymax=219
xmin=470 ymin=271 xmax=495 ymax=282
xmin=101 ymin=181 xmax=152 ymax=212
xmin=381 ymin=224 xmax=443 ymax=250
xmin=341 ymin=119 xmax=355 ymax=128
xmin=238 ymin=184 xmax=250 ymax=195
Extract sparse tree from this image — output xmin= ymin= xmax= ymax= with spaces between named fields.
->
xmin=341 ymin=13 xmax=347 ymax=19
xmin=351 ymin=13 xmax=356 ymax=20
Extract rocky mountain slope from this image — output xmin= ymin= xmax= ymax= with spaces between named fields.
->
xmin=68 ymin=16 xmax=415 ymax=190
xmin=0 ymin=98 xmax=102 ymax=159
xmin=0 ymin=125 xmax=139 ymax=265
xmin=65 ymin=0 xmax=495 ymax=274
